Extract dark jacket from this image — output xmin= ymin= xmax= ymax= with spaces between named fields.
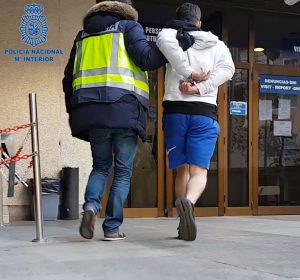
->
xmin=62 ymin=1 xmax=166 ymax=141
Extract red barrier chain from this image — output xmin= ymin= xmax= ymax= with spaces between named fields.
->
xmin=0 ymin=154 xmax=33 ymax=166
xmin=14 ymin=147 xmax=24 ymax=158
xmin=0 ymin=122 xmax=35 ymax=186
xmin=0 ymin=123 xmax=32 ymax=134
xmin=28 ymin=160 xmax=33 ymax=169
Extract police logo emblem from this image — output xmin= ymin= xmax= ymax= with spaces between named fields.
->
xmin=20 ymin=3 xmax=48 ymax=47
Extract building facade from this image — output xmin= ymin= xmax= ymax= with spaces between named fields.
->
xmin=0 ymin=0 xmax=300 ymax=220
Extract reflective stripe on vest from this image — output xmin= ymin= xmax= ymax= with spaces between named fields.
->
xmin=72 ymin=31 xmax=149 ymax=99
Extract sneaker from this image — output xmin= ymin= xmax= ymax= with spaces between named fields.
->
xmin=103 ymin=232 xmax=126 ymax=241
xmin=175 ymin=198 xmax=197 ymax=241
xmin=79 ymin=209 xmax=96 ymax=239
xmin=177 ymin=219 xmax=183 ymax=240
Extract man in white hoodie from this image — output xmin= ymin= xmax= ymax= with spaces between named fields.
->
xmin=157 ymin=2 xmax=235 ymax=241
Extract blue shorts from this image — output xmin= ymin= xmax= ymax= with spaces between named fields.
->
xmin=163 ymin=114 xmax=219 ymax=170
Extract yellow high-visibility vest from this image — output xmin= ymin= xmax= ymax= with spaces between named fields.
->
xmin=72 ymin=29 xmax=149 ymax=100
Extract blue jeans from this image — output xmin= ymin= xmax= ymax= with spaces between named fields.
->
xmin=84 ymin=128 xmax=138 ymax=234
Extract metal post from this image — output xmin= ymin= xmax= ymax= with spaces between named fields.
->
xmin=0 ymin=133 xmax=4 ymax=227
xmin=29 ymin=93 xmax=46 ymax=242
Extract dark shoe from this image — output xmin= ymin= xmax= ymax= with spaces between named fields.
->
xmin=103 ymin=232 xmax=126 ymax=241
xmin=79 ymin=209 xmax=96 ymax=239
xmin=175 ymin=198 xmax=197 ymax=241
xmin=177 ymin=219 xmax=183 ymax=240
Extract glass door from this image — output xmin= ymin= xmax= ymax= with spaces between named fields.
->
xmin=253 ymin=69 xmax=300 ymax=215
xmin=127 ymin=70 xmax=160 ymax=214
xmin=226 ymin=69 xmax=251 ymax=214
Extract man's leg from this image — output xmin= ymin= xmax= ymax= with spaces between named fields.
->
xmin=80 ymin=128 xmax=113 ymax=239
xmin=103 ymin=129 xmax=138 ymax=240
xmin=175 ymin=164 xmax=190 ymax=199
xmin=186 ymin=164 xmax=207 ymax=204
xmin=186 ymin=116 xmax=219 ymax=204
xmin=175 ymin=164 xmax=190 ymax=239
xmin=175 ymin=165 xmax=201 ymax=241
xmin=163 ymin=114 xmax=190 ymax=239
xmin=176 ymin=116 xmax=219 ymax=241
xmin=175 ymin=166 xmax=207 ymax=241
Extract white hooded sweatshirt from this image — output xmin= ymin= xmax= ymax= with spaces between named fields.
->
xmin=157 ymin=28 xmax=235 ymax=106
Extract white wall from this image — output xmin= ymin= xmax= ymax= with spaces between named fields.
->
xmin=0 ymin=0 xmax=95 ymax=219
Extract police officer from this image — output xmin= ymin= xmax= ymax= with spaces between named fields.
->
xmin=62 ymin=0 xmax=166 ymax=241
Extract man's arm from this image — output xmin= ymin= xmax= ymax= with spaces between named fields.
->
xmin=124 ymin=22 xmax=167 ymax=71
xmin=156 ymin=28 xmax=193 ymax=78
xmin=179 ymin=44 xmax=235 ymax=96
xmin=195 ymin=43 xmax=235 ymax=95
xmin=62 ymin=33 xmax=82 ymax=114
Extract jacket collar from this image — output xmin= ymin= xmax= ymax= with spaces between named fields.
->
xmin=84 ymin=1 xmax=138 ymax=25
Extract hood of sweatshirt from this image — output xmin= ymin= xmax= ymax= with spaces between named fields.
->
xmin=83 ymin=1 xmax=138 ymax=33
xmin=189 ymin=30 xmax=218 ymax=50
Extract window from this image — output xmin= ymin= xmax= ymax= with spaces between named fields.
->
xmin=255 ymin=13 xmax=300 ymax=67
xmin=228 ymin=12 xmax=249 ymax=62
